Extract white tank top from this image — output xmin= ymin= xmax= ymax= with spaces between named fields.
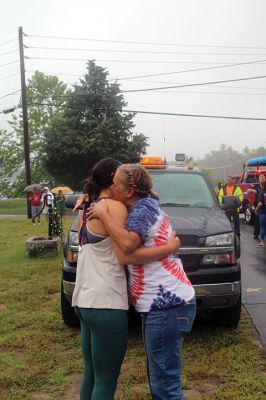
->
xmin=72 ymin=236 xmax=128 ymax=310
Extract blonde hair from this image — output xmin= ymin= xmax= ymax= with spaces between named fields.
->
xmin=117 ymin=164 xmax=159 ymax=200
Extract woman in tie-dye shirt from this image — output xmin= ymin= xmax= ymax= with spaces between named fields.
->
xmin=90 ymin=164 xmax=196 ymax=400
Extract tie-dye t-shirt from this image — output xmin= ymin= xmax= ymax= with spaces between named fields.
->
xmin=125 ymin=197 xmax=195 ymax=313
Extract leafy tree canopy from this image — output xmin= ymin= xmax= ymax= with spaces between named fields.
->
xmin=44 ymin=61 xmax=148 ymax=190
xmin=0 ymin=71 xmax=69 ymax=196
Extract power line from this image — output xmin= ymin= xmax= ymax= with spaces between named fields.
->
xmin=0 ymin=72 xmax=20 ymax=82
xmin=203 ymin=158 xmax=247 ymax=170
xmin=24 ymin=33 xmax=266 ymax=50
xmin=27 ymin=103 xmax=266 ymax=121
xmin=111 ymin=58 xmax=266 ymax=80
xmin=25 ymin=56 xmax=266 ymax=85
xmin=35 ymin=88 xmax=266 ymax=101
xmin=25 ymin=56 xmax=266 ymax=65
xmin=24 ymin=45 xmax=266 ymax=57
xmin=0 ymin=38 xmax=17 ymax=47
xmin=117 ymin=78 xmax=266 ymax=91
xmin=0 ymin=89 xmax=21 ymax=100
xmin=0 ymin=49 xmax=18 ymax=57
xmin=121 ymin=74 xmax=266 ymax=93
xmin=0 ymin=60 xmax=19 ymax=68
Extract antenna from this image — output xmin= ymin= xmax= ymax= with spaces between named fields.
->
xmin=163 ymin=116 xmax=166 ymax=163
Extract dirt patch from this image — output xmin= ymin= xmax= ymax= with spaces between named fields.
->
xmin=184 ymin=377 xmax=225 ymax=399
xmin=60 ymin=373 xmax=81 ymax=400
xmin=0 ymin=304 xmax=7 ymax=310
xmin=31 ymin=393 xmax=54 ymax=400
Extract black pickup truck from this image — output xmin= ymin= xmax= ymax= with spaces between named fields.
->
xmin=61 ymin=163 xmax=241 ymax=327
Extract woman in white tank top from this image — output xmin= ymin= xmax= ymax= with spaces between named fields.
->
xmin=72 ymin=158 xmax=180 ymax=400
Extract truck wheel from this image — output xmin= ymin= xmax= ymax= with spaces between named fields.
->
xmin=244 ymin=204 xmax=254 ymax=225
xmin=212 ymin=297 xmax=241 ymax=327
xmin=61 ymin=281 xmax=80 ymax=327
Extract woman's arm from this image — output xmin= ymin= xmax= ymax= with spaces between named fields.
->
xmin=89 ymin=200 xmax=142 ymax=252
xmin=255 ymin=202 xmax=263 ymax=215
xmin=112 ymin=232 xmax=180 ymax=265
xmin=73 ymin=194 xmax=89 ymax=212
xmin=106 ymin=201 xmax=180 ymax=265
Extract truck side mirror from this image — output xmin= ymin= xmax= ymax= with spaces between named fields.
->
xmin=221 ymin=195 xmax=241 ymax=210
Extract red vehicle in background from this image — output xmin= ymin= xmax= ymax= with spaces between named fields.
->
xmin=232 ymin=156 xmax=266 ymax=224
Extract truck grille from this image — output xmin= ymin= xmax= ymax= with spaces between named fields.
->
xmin=178 ymin=235 xmax=200 ymax=270
xmin=178 ymin=235 xmax=199 ymax=247
xmin=179 ymin=254 xmax=198 ymax=268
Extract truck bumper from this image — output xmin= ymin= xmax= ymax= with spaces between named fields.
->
xmin=194 ymin=280 xmax=241 ymax=309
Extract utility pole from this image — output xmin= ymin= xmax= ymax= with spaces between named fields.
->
xmin=19 ymin=26 xmax=32 ymax=218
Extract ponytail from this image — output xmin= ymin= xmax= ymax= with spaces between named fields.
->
xmin=83 ymin=176 xmax=100 ymax=201
xmin=149 ymin=190 xmax=159 ymax=200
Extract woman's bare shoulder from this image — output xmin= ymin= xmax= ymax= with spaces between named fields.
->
xmin=105 ymin=199 xmax=127 ymax=210
xmin=105 ymin=199 xmax=127 ymax=215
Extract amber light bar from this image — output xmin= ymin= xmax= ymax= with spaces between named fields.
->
xmin=140 ymin=157 xmax=166 ymax=169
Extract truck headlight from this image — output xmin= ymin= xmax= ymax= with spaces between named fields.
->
xmin=202 ymin=253 xmax=235 ymax=265
xmin=69 ymin=231 xmax=79 ymax=246
xmin=205 ymin=233 xmax=234 ymax=246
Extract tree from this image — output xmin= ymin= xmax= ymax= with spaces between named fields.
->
xmin=44 ymin=61 xmax=148 ymax=190
xmin=0 ymin=71 xmax=70 ymax=196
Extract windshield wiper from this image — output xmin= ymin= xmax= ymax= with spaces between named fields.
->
xmin=161 ymin=203 xmax=191 ymax=207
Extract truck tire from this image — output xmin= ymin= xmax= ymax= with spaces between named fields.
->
xmin=61 ymin=281 xmax=80 ymax=327
xmin=212 ymin=297 xmax=241 ymax=327
xmin=244 ymin=203 xmax=254 ymax=225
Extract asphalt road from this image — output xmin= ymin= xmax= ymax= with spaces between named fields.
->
xmin=240 ymin=220 xmax=266 ymax=353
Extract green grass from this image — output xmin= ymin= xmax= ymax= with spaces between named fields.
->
xmin=0 ymin=219 xmax=265 ymax=399
xmin=0 ymin=198 xmax=72 ymax=215
xmin=0 ymin=198 xmax=27 ymax=215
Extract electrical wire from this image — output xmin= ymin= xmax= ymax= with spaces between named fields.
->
xmin=0 ymin=90 xmax=21 ymax=100
xmin=0 ymin=38 xmax=17 ymax=47
xmin=0 ymin=72 xmax=20 ymax=82
xmin=25 ymin=56 xmax=266 ymax=84
xmin=25 ymin=56 xmax=266 ymax=65
xmin=27 ymin=56 xmax=262 ymax=65
xmin=202 ymin=158 xmax=247 ymax=170
xmin=27 ymin=103 xmax=266 ymax=121
xmin=24 ymin=45 xmax=266 ymax=57
xmin=24 ymin=33 xmax=266 ymax=50
xmin=121 ymin=74 xmax=266 ymax=93
xmin=0 ymin=49 xmax=18 ymax=57
xmin=0 ymin=60 xmax=19 ymax=68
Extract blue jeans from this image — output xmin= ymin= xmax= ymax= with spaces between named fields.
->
xmin=141 ymin=298 xmax=196 ymax=400
xmin=259 ymin=213 xmax=266 ymax=240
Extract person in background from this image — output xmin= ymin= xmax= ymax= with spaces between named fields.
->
xmin=55 ymin=189 xmax=66 ymax=223
xmin=29 ymin=187 xmax=42 ymax=225
xmin=72 ymin=158 xmax=180 ymax=400
xmin=248 ymin=174 xmax=266 ymax=239
xmin=89 ymin=163 xmax=196 ymax=400
xmin=255 ymin=181 xmax=266 ymax=247
xmin=41 ymin=187 xmax=54 ymax=222
xmin=218 ymin=176 xmax=243 ymax=238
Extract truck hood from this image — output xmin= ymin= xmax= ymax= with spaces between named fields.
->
xmin=162 ymin=205 xmax=232 ymax=237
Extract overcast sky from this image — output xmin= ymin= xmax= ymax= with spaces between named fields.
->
xmin=1 ymin=0 xmax=266 ymax=160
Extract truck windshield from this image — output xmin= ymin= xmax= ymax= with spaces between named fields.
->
xmin=150 ymin=172 xmax=214 ymax=208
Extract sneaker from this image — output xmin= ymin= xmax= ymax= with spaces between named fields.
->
xmin=257 ymin=242 xmax=264 ymax=247
xmin=253 ymin=235 xmax=258 ymax=239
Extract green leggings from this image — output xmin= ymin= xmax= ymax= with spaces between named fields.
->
xmin=75 ymin=307 xmax=128 ymax=400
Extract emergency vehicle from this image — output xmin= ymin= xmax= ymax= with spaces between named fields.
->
xmin=232 ymin=156 xmax=266 ymax=224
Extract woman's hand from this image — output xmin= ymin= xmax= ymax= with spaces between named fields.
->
xmin=88 ymin=199 xmax=108 ymax=220
xmin=166 ymin=231 xmax=181 ymax=254
xmin=73 ymin=194 xmax=88 ymax=212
